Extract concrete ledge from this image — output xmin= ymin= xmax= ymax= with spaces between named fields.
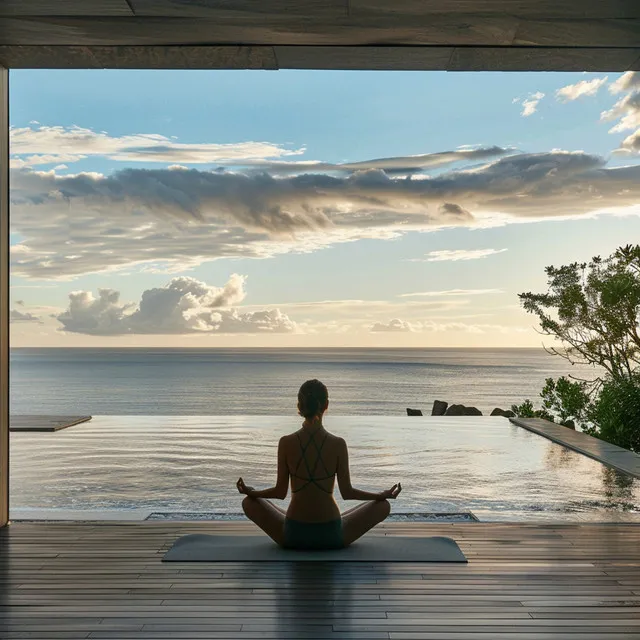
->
xmin=510 ymin=417 xmax=640 ymax=479
xmin=10 ymin=415 xmax=92 ymax=432
xmin=10 ymin=508 xmax=153 ymax=521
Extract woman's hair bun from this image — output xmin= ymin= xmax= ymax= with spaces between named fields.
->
xmin=298 ymin=379 xmax=328 ymax=419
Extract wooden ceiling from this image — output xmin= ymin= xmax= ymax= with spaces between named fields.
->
xmin=0 ymin=0 xmax=638 ymax=70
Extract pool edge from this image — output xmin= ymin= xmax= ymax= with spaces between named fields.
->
xmin=510 ymin=417 xmax=640 ymax=479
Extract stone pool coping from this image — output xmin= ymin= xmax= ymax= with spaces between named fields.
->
xmin=510 ymin=417 xmax=640 ymax=479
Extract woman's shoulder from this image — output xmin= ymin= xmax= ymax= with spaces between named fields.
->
xmin=325 ymin=431 xmax=346 ymax=446
xmin=279 ymin=431 xmax=298 ymax=444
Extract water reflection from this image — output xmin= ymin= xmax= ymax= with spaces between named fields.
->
xmin=602 ymin=467 xmax=636 ymax=511
xmin=543 ymin=440 xmax=575 ymax=469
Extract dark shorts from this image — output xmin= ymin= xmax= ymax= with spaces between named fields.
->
xmin=283 ymin=517 xmax=344 ymax=550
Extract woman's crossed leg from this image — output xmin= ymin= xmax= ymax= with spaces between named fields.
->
xmin=242 ymin=496 xmax=286 ymax=546
xmin=341 ymin=499 xmax=391 ymax=547
xmin=242 ymin=496 xmax=390 ymax=548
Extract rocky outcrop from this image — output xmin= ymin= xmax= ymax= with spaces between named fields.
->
xmin=445 ymin=404 xmax=483 ymax=416
xmin=490 ymin=407 xmax=515 ymax=418
xmin=406 ymin=408 xmax=423 ymax=416
xmin=431 ymin=400 xmax=448 ymax=416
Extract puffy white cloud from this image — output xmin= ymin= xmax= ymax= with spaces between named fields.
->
xmin=610 ymin=72 xmax=640 ymax=95
xmin=621 ymin=129 xmax=640 ymax=153
xmin=10 ymin=308 xmax=42 ymax=323
xmin=370 ymin=318 xmax=417 ymax=332
xmin=10 ymin=125 xmax=303 ymax=165
xmin=10 ymin=149 xmax=640 ymax=279
xmin=601 ymin=73 xmax=640 ymax=153
xmin=399 ymin=289 xmax=503 ymax=298
xmin=601 ymin=91 xmax=640 ymax=133
xmin=212 ymin=308 xmax=297 ymax=334
xmin=556 ymin=77 xmax=608 ymax=102
xmin=409 ymin=248 xmax=507 ymax=262
xmin=55 ymin=274 xmax=297 ymax=335
xmin=520 ymin=92 xmax=545 ymax=117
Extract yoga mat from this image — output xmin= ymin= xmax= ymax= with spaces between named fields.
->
xmin=163 ymin=534 xmax=467 ymax=562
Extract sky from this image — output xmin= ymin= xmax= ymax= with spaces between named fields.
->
xmin=8 ymin=69 xmax=640 ymax=348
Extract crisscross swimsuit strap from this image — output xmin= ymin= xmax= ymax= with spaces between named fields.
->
xmin=291 ymin=429 xmax=334 ymax=493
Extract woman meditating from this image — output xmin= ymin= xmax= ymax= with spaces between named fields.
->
xmin=236 ymin=379 xmax=402 ymax=549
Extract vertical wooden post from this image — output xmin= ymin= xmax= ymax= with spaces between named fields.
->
xmin=0 ymin=64 xmax=8 ymax=527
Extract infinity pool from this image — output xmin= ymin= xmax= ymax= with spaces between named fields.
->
xmin=10 ymin=416 xmax=640 ymax=522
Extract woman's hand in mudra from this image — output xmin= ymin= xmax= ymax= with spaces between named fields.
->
xmin=378 ymin=483 xmax=402 ymax=500
xmin=236 ymin=477 xmax=255 ymax=497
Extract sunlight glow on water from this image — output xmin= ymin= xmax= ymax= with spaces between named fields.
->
xmin=10 ymin=416 xmax=640 ymax=522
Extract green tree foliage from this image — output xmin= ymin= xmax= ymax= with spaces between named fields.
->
xmin=519 ymin=244 xmax=640 ymax=381
xmin=511 ymin=398 xmax=552 ymax=421
xmin=585 ymin=375 xmax=640 ymax=453
xmin=539 ymin=376 xmax=590 ymax=426
xmin=510 ymin=377 xmax=589 ymax=426
xmin=518 ymin=245 xmax=640 ymax=452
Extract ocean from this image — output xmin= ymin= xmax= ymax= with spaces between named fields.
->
xmin=9 ymin=347 xmax=598 ymax=416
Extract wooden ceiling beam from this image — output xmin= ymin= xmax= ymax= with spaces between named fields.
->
xmin=1 ymin=45 xmax=638 ymax=71
xmin=0 ymin=1 xmax=637 ymax=70
xmin=1 ymin=16 xmax=639 ymax=48
xmin=0 ymin=0 xmax=134 ymax=16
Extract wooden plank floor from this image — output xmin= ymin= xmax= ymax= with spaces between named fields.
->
xmin=1 ymin=521 xmax=640 ymax=639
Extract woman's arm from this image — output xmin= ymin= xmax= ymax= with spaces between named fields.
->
xmin=336 ymin=438 xmax=385 ymax=501
xmin=242 ymin=436 xmax=290 ymax=500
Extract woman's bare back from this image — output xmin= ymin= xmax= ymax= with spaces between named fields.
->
xmin=283 ymin=427 xmax=342 ymax=522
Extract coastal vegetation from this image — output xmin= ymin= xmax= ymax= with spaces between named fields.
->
xmin=513 ymin=244 xmax=640 ymax=453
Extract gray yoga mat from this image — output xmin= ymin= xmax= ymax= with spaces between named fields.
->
xmin=163 ymin=534 xmax=467 ymax=562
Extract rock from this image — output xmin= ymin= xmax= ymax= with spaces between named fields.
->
xmin=490 ymin=408 xmax=515 ymax=418
xmin=560 ymin=419 xmax=576 ymax=430
xmin=445 ymin=404 xmax=483 ymax=416
xmin=406 ymin=408 xmax=423 ymax=416
xmin=431 ymin=400 xmax=448 ymax=416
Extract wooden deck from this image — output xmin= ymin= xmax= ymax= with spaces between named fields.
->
xmin=1 ymin=521 xmax=640 ymax=638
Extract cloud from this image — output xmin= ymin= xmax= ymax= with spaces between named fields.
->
xmin=556 ymin=77 xmax=608 ymax=102
xmin=370 ymin=318 xmax=417 ymax=332
xmin=601 ymin=91 xmax=640 ymax=133
xmin=409 ymin=248 xmax=508 ymax=262
xmin=10 ymin=154 xmax=87 ymax=169
xmin=55 ymin=274 xmax=297 ymax=335
xmin=10 ymin=125 xmax=512 ymax=173
xmin=520 ymin=92 xmax=545 ymax=117
xmin=10 ymin=125 xmax=304 ymax=166
xmin=10 ymin=308 xmax=42 ymax=323
xmin=10 ymin=284 xmax=58 ymax=289
xmin=610 ymin=72 xmax=640 ymax=95
xmin=10 ymin=149 xmax=640 ymax=279
xmin=370 ymin=318 xmax=526 ymax=334
xmin=259 ymin=146 xmax=512 ymax=175
xmin=601 ymin=72 xmax=640 ymax=153
xmin=621 ymin=129 xmax=640 ymax=153
xmin=399 ymin=289 xmax=503 ymax=298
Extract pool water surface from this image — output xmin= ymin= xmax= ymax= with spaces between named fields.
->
xmin=10 ymin=416 xmax=640 ymax=522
